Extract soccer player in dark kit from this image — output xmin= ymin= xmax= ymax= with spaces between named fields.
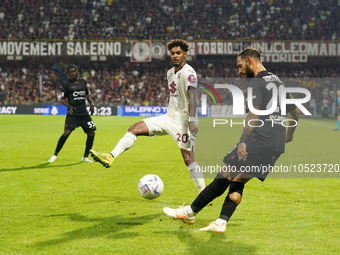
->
xmin=48 ymin=64 xmax=96 ymax=163
xmin=163 ymin=46 xmax=300 ymax=232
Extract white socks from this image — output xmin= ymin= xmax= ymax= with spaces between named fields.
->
xmin=110 ymin=132 xmax=137 ymax=158
xmin=185 ymin=205 xmax=195 ymax=216
xmin=216 ymin=218 xmax=227 ymax=225
xmin=188 ymin=161 xmax=206 ymax=193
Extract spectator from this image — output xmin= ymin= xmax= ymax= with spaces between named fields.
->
xmin=1 ymin=57 xmax=339 ymax=111
xmin=0 ymin=0 xmax=338 ymax=41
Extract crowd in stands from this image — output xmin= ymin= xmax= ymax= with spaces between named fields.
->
xmin=0 ymin=0 xmax=338 ymax=41
xmin=0 ymin=57 xmax=339 ymax=115
xmin=0 ymin=0 xmax=339 ymax=114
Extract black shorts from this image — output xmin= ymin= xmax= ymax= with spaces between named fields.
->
xmin=223 ymin=140 xmax=281 ymax=181
xmin=64 ymin=114 xmax=96 ymax=133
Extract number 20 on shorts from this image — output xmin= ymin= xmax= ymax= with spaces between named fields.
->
xmin=176 ymin=133 xmax=188 ymax=143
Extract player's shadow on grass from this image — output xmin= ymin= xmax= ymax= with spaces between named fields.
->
xmin=155 ymin=226 xmax=257 ymax=255
xmin=176 ymin=230 xmax=257 ymax=255
xmin=34 ymin=213 xmax=162 ymax=247
xmin=0 ymin=162 xmax=82 ymax=172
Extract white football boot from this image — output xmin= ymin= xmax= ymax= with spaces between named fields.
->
xmin=81 ymin=157 xmax=93 ymax=163
xmin=199 ymin=219 xmax=227 ymax=233
xmin=48 ymin=155 xmax=58 ymax=163
xmin=163 ymin=205 xmax=196 ymax=224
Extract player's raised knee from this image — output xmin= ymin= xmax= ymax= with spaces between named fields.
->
xmin=127 ymin=124 xmax=137 ymax=134
xmin=128 ymin=122 xmax=141 ymax=134
xmin=128 ymin=121 xmax=149 ymax=136
xmin=229 ymin=192 xmax=242 ymax=204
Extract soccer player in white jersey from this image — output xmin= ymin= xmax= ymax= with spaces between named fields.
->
xmin=90 ymin=39 xmax=205 ymax=193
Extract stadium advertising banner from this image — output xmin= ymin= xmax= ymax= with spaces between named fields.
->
xmin=0 ymin=41 xmax=124 ymax=56
xmin=130 ymin=41 xmax=152 ymax=62
xmin=117 ymin=106 xmax=209 ymax=117
xmin=163 ymin=41 xmax=340 ymax=62
xmin=117 ymin=106 xmax=168 ymax=117
xmin=0 ymin=41 xmax=339 ymax=62
xmin=210 ymin=105 xmax=246 ymax=118
xmin=0 ymin=105 xmax=67 ymax=115
xmin=0 ymin=105 xmax=116 ymax=116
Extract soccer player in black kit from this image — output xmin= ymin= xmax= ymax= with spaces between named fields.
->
xmin=48 ymin=64 xmax=96 ymax=163
xmin=163 ymin=46 xmax=300 ymax=232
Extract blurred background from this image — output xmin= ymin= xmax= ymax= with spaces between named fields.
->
xmin=0 ymin=0 xmax=339 ymax=117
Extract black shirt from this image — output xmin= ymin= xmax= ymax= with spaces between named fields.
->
xmin=246 ymin=71 xmax=296 ymax=153
xmin=62 ymin=79 xmax=89 ymax=115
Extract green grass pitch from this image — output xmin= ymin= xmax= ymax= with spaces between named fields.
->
xmin=0 ymin=115 xmax=339 ymax=255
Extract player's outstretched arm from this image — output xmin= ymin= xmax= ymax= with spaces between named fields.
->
xmin=286 ymin=107 xmax=300 ymax=143
xmin=188 ymin=88 xmax=198 ymax=136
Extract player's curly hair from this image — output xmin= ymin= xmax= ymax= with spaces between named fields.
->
xmin=238 ymin=46 xmax=261 ymax=60
xmin=67 ymin=64 xmax=78 ymax=74
xmin=167 ymin=39 xmax=189 ymax=52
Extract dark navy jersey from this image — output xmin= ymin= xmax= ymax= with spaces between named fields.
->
xmin=246 ymin=71 xmax=296 ymax=153
xmin=62 ymin=79 xmax=89 ymax=115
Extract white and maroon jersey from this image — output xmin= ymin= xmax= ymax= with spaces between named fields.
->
xmin=166 ymin=63 xmax=197 ymax=120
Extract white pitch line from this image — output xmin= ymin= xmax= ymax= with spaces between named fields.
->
xmin=302 ymin=119 xmax=335 ymax=129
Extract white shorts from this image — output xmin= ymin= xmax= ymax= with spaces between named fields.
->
xmin=143 ymin=114 xmax=196 ymax=151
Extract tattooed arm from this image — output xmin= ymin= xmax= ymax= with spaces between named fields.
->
xmin=237 ymin=111 xmax=259 ymax=161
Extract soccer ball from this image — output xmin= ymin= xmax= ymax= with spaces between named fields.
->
xmin=138 ymin=174 xmax=164 ymax=199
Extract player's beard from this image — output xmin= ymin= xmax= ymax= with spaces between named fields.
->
xmin=245 ymin=64 xmax=255 ymax=80
xmin=172 ymin=59 xmax=182 ymax=67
